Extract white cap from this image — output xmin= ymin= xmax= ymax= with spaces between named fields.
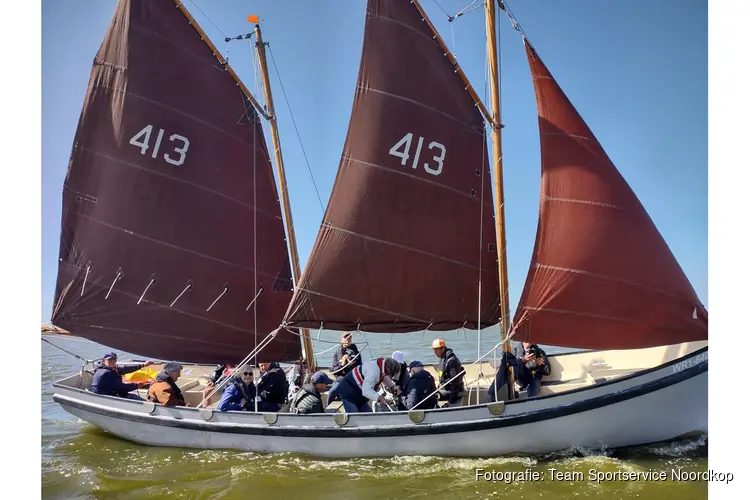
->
xmin=392 ymin=351 xmax=404 ymax=364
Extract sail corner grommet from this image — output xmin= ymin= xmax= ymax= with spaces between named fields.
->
xmin=142 ymin=401 xmax=156 ymax=414
xmin=487 ymin=401 xmax=505 ymax=416
xmin=263 ymin=413 xmax=278 ymax=425
xmin=333 ymin=412 xmax=349 ymax=426
xmin=408 ymin=410 xmax=425 ymax=423
xmin=199 ymin=408 xmax=213 ymax=421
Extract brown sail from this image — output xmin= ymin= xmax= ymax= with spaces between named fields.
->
xmin=283 ymin=0 xmax=500 ymax=332
xmin=50 ymin=0 xmax=301 ymax=363
xmin=511 ymin=41 xmax=708 ymax=349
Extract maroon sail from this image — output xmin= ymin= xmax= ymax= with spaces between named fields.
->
xmin=283 ymin=0 xmax=500 ymax=332
xmin=50 ymin=0 xmax=301 ymax=363
xmin=511 ymin=41 xmax=708 ymax=349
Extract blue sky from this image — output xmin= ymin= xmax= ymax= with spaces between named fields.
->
xmin=41 ymin=0 xmax=707 ymax=322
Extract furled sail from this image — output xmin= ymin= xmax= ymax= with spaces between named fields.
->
xmin=512 ymin=41 xmax=708 ymax=349
xmin=283 ymin=0 xmax=500 ymax=332
xmin=50 ymin=0 xmax=301 ymax=363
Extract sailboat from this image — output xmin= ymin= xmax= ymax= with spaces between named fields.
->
xmin=51 ymin=0 xmax=708 ymax=458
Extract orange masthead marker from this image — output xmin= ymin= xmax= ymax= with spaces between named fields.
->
xmin=248 ymin=15 xmax=259 ymax=24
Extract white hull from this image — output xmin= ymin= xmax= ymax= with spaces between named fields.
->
xmin=52 ymin=346 xmax=707 ymax=458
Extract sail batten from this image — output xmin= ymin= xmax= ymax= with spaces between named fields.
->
xmin=512 ymin=41 xmax=707 ymax=349
xmin=51 ymin=0 xmax=301 ymax=363
xmin=282 ymin=0 xmax=500 ymax=333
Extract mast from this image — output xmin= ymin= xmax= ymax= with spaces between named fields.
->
xmin=485 ymin=0 xmax=514 ymax=389
xmin=254 ymin=24 xmax=317 ymax=370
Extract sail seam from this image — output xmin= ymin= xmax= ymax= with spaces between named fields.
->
xmin=359 ymin=85 xmax=482 ymax=135
xmin=62 ymin=210 xmax=280 ymax=279
xmin=89 ymin=83 xmax=260 ymax=148
xmin=321 ymin=220 xmax=495 ymax=274
xmin=521 ymin=306 xmax=684 ymax=329
xmin=132 ymin=24 xmax=226 ymax=74
xmin=77 ymin=148 xmax=281 ymax=218
xmin=348 ymin=157 xmax=493 ymax=207
xmin=376 ymin=15 xmax=436 ymax=46
xmin=541 ymin=131 xmax=592 ymax=141
xmin=534 ymin=264 xmax=689 ymax=301
xmin=294 ymin=288 xmax=429 ymax=324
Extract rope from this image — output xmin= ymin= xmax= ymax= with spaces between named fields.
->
xmin=430 ymin=0 xmax=452 ymax=18
xmin=252 ymin=51 xmax=260 ymax=413
xmin=42 ymin=337 xmax=97 ymax=364
xmin=266 ymin=44 xmax=325 ymax=214
xmin=184 ymin=0 xmax=227 ymax=38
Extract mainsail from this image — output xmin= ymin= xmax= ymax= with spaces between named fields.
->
xmin=512 ymin=41 xmax=708 ymax=349
xmin=50 ymin=0 xmax=301 ymax=363
xmin=283 ymin=0 xmax=500 ymax=332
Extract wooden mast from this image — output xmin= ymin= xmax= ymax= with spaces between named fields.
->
xmin=254 ymin=24 xmax=317 ymax=371
xmin=485 ymin=0 xmax=514 ymax=394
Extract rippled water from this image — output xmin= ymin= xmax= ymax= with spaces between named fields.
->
xmin=42 ymin=334 xmax=709 ymax=499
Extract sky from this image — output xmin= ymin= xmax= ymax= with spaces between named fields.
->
xmin=41 ymin=0 xmax=708 ymax=322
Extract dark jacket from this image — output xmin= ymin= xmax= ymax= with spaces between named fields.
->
xmin=147 ymin=371 xmax=185 ymax=407
xmin=400 ymin=369 xmax=438 ymax=410
xmin=90 ymin=363 xmax=144 ymax=397
xmin=512 ymin=343 xmax=551 ymax=380
xmin=218 ymin=379 xmax=257 ymax=412
xmin=332 ymin=344 xmax=362 ymax=376
xmin=289 ymin=383 xmax=324 ymax=414
xmin=437 ymin=348 xmax=465 ymax=403
xmin=393 ymin=363 xmax=410 ymax=409
xmin=256 ymin=363 xmax=289 ymax=405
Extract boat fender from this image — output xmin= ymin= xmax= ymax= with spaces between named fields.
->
xmin=199 ymin=408 xmax=213 ymax=421
xmin=408 ymin=410 xmax=425 ymax=423
xmin=263 ymin=413 xmax=278 ymax=425
xmin=333 ymin=412 xmax=349 ymax=426
xmin=487 ymin=401 xmax=505 ymax=416
xmin=142 ymin=401 xmax=156 ymax=414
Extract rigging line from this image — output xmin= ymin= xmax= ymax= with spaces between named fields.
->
xmin=252 ymin=58 xmax=259 ymax=413
xmin=430 ymin=0 xmax=452 ymax=19
xmin=266 ymin=44 xmax=326 ymax=214
xmin=184 ymin=0 xmax=227 ymax=39
xmin=42 ymin=337 xmax=95 ymax=364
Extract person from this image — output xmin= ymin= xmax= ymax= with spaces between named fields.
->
xmin=147 ymin=362 xmax=186 ymax=406
xmin=218 ymin=366 xmax=257 ymax=412
xmin=327 ymin=357 xmax=400 ymax=413
xmin=289 ymin=371 xmax=334 ymax=414
xmin=400 ymin=360 xmax=439 ymax=410
xmin=390 ymin=351 xmax=411 ymax=410
xmin=432 ymin=339 xmax=465 ymax=407
xmin=511 ymin=341 xmax=551 ymax=398
xmin=90 ymin=352 xmax=155 ymax=400
xmin=255 ymin=362 xmax=289 ymax=412
xmin=328 ymin=332 xmax=362 ymax=403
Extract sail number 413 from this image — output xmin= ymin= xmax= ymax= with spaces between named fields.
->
xmin=129 ymin=125 xmax=190 ymax=166
xmin=389 ymin=133 xmax=445 ymax=176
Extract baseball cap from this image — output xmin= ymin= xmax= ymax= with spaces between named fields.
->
xmin=311 ymin=371 xmax=334 ymax=385
xmin=431 ymin=338 xmax=446 ymax=348
xmin=408 ymin=360 xmax=423 ymax=370
xmin=392 ymin=351 xmax=404 ymax=364
xmin=102 ymin=352 xmax=117 ymax=360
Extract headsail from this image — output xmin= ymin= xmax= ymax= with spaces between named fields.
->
xmin=50 ymin=0 xmax=301 ymax=363
xmin=283 ymin=0 xmax=500 ymax=332
xmin=512 ymin=41 xmax=708 ymax=349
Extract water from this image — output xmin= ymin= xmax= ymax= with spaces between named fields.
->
xmin=42 ymin=333 xmax=709 ymax=499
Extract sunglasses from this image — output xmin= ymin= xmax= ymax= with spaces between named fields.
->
xmin=242 ymin=372 xmax=253 ymax=376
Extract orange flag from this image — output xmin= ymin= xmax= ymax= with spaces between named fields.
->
xmin=248 ymin=15 xmax=259 ymax=24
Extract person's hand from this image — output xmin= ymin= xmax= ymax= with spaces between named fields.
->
xmin=378 ymin=396 xmax=388 ymax=406
xmin=522 ymin=353 xmax=535 ymax=362
xmin=240 ymin=398 xmax=247 ymax=407
xmin=535 ymin=357 xmax=543 ymax=366
xmin=143 ymin=360 xmax=155 ymax=367
xmin=137 ymin=380 xmax=150 ymax=388
xmin=340 ymin=354 xmax=350 ymax=364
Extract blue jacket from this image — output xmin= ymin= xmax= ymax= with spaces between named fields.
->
xmin=218 ymin=380 xmax=257 ymax=411
xmin=400 ymin=369 xmax=438 ymax=410
xmin=90 ymin=363 xmax=144 ymax=397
